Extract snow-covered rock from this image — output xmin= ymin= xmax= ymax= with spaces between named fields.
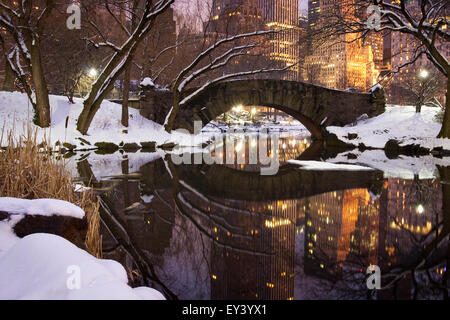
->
xmin=0 ymin=233 xmax=165 ymax=300
xmin=0 ymin=197 xmax=85 ymax=219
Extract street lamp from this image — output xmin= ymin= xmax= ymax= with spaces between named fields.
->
xmin=416 ymin=204 xmax=424 ymax=214
xmin=232 ymin=105 xmax=243 ymax=112
xmin=89 ymin=68 xmax=98 ymax=78
xmin=419 ymin=69 xmax=429 ymax=79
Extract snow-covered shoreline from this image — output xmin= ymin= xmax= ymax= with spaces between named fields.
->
xmin=0 ymin=197 xmax=165 ymax=300
xmin=327 ymin=105 xmax=450 ymax=151
xmin=0 ymin=91 xmax=206 ymax=149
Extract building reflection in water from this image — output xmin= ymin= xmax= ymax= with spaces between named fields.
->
xmin=89 ymin=153 xmax=447 ymax=300
xmin=179 ymin=193 xmax=299 ymax=300
xmin=208 ymin=134 xmax=310 ymax=172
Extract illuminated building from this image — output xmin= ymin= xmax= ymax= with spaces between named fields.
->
xmin=302 ymin=0 xmax=380 ymax=91
xmin=207 ymin=0 xmax=300 ymax=80
xmin=207 ymin=0 xmax=264 ymax=34
xmin=308 ymin=0 xmax=321 ymax=30
xmin=261 ymin=0 xmax=300 ymax=80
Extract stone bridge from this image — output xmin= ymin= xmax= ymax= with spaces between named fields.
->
xmin=139 ymin=79 xmax=386 ymax=141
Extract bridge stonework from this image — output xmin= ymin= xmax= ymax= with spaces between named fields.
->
xmin=139 ymin=79 xmax=386 ymax=140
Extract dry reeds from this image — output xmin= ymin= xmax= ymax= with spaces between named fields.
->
xmin=0 ymin=124 xmax=102 ymax=257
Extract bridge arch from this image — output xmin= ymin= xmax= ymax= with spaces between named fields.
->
xmin=139 ymin=79 xmax=386 ymax=141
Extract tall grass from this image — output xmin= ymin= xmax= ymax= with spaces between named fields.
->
xmin=0 ymin=125 xmax=102 ymax=257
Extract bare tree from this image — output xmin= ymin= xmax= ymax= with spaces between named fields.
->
xmin=0 ymin=42 xmax=14 ymax=91
xmin=0 ymin=0 xmax=56 ymax=127
xmin=163 ymin=1 xmax=292 ymax=132
xmin=317 ymin=0 xmax=449 ymax=137
xmin=401 ymin=68 xmax=446 ymax=113
xmin=76 ymin=0 xmax=175 ymax=135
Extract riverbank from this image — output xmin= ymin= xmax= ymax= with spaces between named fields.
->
xmin=0 ymin=91 xmax=207 ymax=151
xmin=326 ymin=105 xmax=450 ymax=152
xmin=0 ymin=129 xmax=101 ymax=256
xmin=0 ymin=132 xmax=165 ymax=299
xmin=1 ymin=92 xmax=449 ymax=156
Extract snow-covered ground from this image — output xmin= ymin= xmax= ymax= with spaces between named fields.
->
xmin=0 ymin=234 xmax=165 ymax=300
xmin=327 ymin=105 xmax=450 ymax=150
xmin=0 ymin=197 xmax=165 ymax=300
xmin=0 ymin=91 xmax=207 ymax=149
xmin=327 ymin=149 xmax=449 ymax=180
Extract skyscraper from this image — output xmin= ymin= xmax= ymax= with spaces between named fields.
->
xmin=308 ymin=0 xmax=321 ymax=30
xmin=302 ymin=0 xmax=380 ymax=91
xmin=261 ymin=0 xmax=300 ymax=80
xmin=207 ymin=0 xmax=300 ymax=80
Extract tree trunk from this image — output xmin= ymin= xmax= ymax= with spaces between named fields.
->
xmin=30 ymin=39 xmax=51 ymax=127
xmin=77 ymin=90 xmax=110 ymax=135
xmin=415 ymin=103 xmax=421 ymax=113
xmin=164 ymin=102 xmax=179 ymax=133
xmin=437 ymin=78 xmax=450 ymax=138
xmin=2 ymin=59 xmax=14 ymax=91
xmin=121 ymin=65 xmax=131 ymax=127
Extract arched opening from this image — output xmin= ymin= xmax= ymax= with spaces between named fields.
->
xmin=198 ymin=105 xmax=321 ymax=172
xmin=204 ymin=105 xmax=311 ymax=132
xmin=195 ymin=101 xmax=325 ymax=141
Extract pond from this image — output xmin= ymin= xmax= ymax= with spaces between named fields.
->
xmin=69 ymin=129 xmax=450 ymax=300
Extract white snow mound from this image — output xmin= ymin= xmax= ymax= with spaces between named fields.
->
xmin=0 ymin=197 xmax=85 ymax=219
xmin=0 ymin=233 xmax=166 ymax=300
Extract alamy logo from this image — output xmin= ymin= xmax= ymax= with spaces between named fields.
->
xmin=366 ymin=265 xmax=381 ymax=290
xmin=66 ymin=4 xmax=81 ymax=30
xmin=366 ymin=5 xmax=382 ymax=30
xmin=66 ymin=265 xmax=81 ymax=290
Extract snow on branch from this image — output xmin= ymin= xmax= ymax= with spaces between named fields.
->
xmin=82 ymin=0 xmax=175 ymax=109
xmin=174 ymin=29 xmax=278 ymax=93
xmin=177 ymin=43 xmax=256 ymax=93
xmin=179 ymin=64 xmax=297 ymax=107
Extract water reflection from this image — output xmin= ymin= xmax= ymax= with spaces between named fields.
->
xmin=206 ymin=133 xmax=311 ymax=172
xmin=75 ymin=137 xmax=450 ymax=300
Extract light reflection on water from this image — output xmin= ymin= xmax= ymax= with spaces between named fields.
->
xmin=75 ymin=132 xmax=450 ymax=300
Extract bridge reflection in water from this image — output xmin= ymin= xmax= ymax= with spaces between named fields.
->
xmin=77 ymin=136 xmax=449 ymax=300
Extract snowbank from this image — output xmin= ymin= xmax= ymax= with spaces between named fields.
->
xmin=327 ymin=105 xmax=450 ymax=150
xmin=0 ymin=197 xmax=85 ymax=219
xmin=0 ymin=198 xmax=165 ymax=299
xmin=327 ymin=149 xmax=448 ymax=180
xmin=0 ymin=197 xmax=85 ymax=254
xmin=0 ymin=91 xmax=206 ymax=149
xmin=0 ymin=233 xmax=165 ymax=300
xmin=287 ymin=160 xmax=374 ymax=171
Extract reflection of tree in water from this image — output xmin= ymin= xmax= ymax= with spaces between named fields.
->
xmin=77 ymin=153 xmax=450 ymax=300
